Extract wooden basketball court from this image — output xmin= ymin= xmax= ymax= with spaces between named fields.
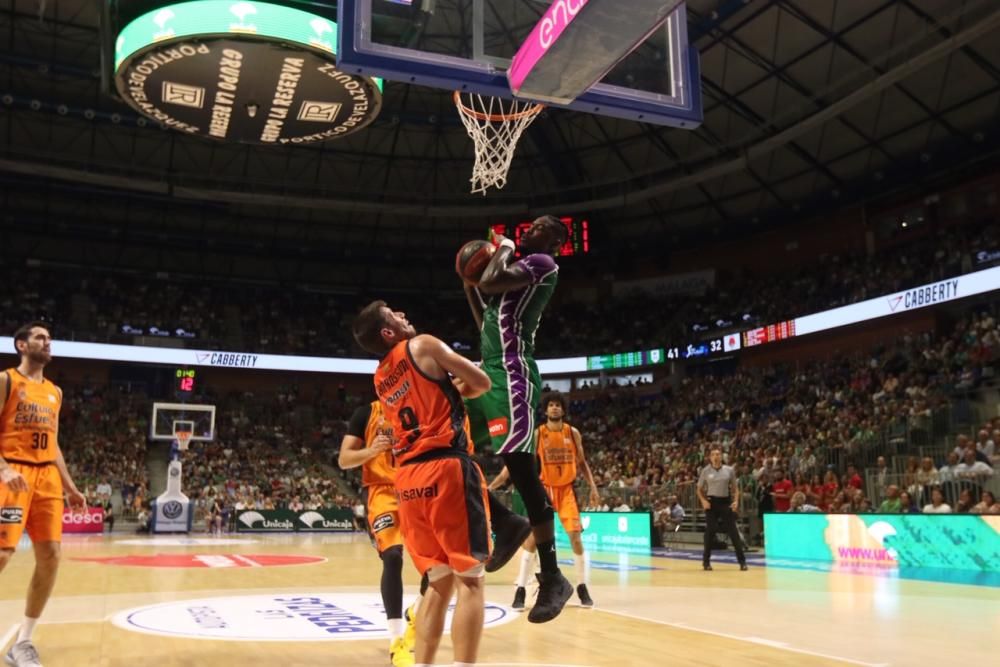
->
xmin=0 ymin=533 xmax=994 ymax=666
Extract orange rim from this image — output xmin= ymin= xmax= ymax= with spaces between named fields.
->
xmin=453 ymin=90 xmax=544 ymax=122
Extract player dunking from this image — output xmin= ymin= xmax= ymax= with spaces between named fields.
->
xmin=490 ymin=393 xmax=600 ymax=610
xmin=353 ymin=301 xmax=492 ymax=667
xmin=461 ymin=215 xmax=574 ymax=623
xmin=338 ymin=400 xmax=417 ymax=667
xmin=0 ymin=322 xmax=87 ymax=667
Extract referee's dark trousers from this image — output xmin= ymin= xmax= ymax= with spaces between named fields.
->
xmin=703 ymin=497 xmax=746 ymax=567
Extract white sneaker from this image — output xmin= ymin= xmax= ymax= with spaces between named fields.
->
xmin=5 ymin=640 xmax=42 ymax=667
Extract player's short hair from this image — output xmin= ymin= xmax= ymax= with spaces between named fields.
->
xmin=543 ymin=392 xmax=567 ymax=414
xmin=538 ymin=214 xmax=568 ymax=246
xmin=13 ymin=321 xmax=50 ymax=355
xmin=353 ymin=300 xmax=392 ymax=356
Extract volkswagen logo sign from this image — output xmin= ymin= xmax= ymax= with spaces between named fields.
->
xmin=162 ymin=501 xmax=184 ymax=519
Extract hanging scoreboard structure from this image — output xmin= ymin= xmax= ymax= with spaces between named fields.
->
xmin=105 ymin=0 xmax=382 ymax=144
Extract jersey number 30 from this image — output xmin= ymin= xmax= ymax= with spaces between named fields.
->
xmin=31 ymin=433 xmax=49 ymax=450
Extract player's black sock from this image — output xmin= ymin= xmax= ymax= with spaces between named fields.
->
xmin=487 ymin=490 xmax=516 ymax=527
xmin=536 ymin=535 xmax=559 ymax=575
xmin=380 ymin=545 xmax=404 ymax=619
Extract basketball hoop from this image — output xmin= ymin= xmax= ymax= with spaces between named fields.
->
xmin=175 ymin=431 xmax=192 ymax=452
xmin=454 ymin=91 xmax=544 ymax=195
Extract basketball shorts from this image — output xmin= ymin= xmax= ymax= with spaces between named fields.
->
xmin=465 ymin=358 xmax=542 ymax=455
xmin=544 ymin=484 xmax=582 ymax=533
xmin=364 ymin=483 xmax=403 ymax=554
xmin=396 ymin=455 xmax=491 ymax=576
xmin=0 ymin=462 xmax=64 ymax=549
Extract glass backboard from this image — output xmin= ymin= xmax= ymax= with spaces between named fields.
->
xmin=339 ymin=0 xmax=701 ymax=128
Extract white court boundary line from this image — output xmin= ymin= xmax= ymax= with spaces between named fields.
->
xmin=595 ymin=608 xmax=890 ymax=667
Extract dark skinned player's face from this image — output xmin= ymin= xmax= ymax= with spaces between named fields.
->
xmin=546 ymin=401 xmax=564 ymax=421
xmin=520 ymin=218 xmax=565 ymax=255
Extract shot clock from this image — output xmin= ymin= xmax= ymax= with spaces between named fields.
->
xmin=175 ymin=368 xmax=197 ymax=394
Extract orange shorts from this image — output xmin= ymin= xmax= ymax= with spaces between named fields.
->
xmin=396 ymin=455 xmax=491 ymax=576
xmin=365 ymin=483 xmax=403 ymax=554
xmin=545 ymin=483 xmax=582 ymax=534
xmin=0 ymin=462 xmax=64 ymax=549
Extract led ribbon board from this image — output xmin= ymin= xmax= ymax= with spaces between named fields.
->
xmin=114 ymin=1 xmax=382 ymax=143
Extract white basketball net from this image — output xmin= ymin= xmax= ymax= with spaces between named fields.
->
xmin=454 ymin=92 xmax=543 ymax=195
xmin=175 ymin=431 xmax=192 ymax=452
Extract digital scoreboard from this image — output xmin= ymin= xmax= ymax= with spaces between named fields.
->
xmin=491 ymin=216 xmax=590 ymax=256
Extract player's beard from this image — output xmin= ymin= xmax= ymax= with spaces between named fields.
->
xmin=27 ymin=348 xmax=51 ymax=366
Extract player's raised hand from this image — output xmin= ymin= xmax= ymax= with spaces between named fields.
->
xmin=0 ymin=466 xmax=29 ymax=493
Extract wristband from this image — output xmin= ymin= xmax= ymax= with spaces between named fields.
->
xmin=498 ymin=238 xmax=515 ymax=251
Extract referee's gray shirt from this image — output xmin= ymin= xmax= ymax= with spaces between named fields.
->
xmin=698 ymin=464 xmax=736 ymax=498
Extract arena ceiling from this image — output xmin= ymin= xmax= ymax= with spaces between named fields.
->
xmin=1 ymin=0 xmax=1000 ymax=255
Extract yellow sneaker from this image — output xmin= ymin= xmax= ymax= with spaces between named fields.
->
xmin=390 ymin=636 xmax=414 ymax=667
xmin=403 ymin=603 xmax=417 ymax=651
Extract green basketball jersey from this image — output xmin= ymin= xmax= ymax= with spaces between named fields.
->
xmin=480 ymin=253 xmax=559 ymax=364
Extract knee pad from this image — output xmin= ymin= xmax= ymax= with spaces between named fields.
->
xmin=380 ymin=545 xmax=404 ymax=570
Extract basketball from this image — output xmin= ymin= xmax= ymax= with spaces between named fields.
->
xmin=456 ymin=239 xmax=496 ymax=285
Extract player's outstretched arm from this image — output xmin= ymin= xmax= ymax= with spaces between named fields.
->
xmin=409 ymin=334 xmax=490 ymax=398
xmin=477 ymin=235 xmax=533 ymax=295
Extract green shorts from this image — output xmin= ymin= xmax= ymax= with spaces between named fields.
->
xmin=465 ymin=358 xmax=542 ymax=455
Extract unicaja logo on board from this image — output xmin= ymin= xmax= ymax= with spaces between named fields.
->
xmin=538 ymin=0 xmax=589 ymax=49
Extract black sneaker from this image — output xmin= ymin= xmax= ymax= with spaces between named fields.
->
xmin=527 ymin=571 xmax=573 ymax=624
xmin=486 ymin=515 xmax=532 ymax=573
xmin=511 ymin=586 xmax=527 ymax=610
xmin=703 ymin=564 xmax=713 ymax=571
xmin=740 ymin=563 xmax=748 ymax=571
xmin=577 ymin=583 xmax=594 ymax=608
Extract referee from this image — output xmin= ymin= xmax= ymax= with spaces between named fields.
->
xmin=696 ymin=447 xmax=748 ymax=571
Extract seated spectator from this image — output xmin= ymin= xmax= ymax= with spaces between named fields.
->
xmin=914 ymin=457 xmax=939 ymax=489
xmin=938 ymin=452 xmax=962 ymax=481
xmin=972 ymin=490 xmax=997 ymax=514
xmin=611 ymin=496 xmax=632 ymax=512
xmin=956 ymin=449 xmax=994 ymax=481
xmin=955 ymin=488 xmax=977 ymax=513
xmin=898 ymin=490 xmax=918 ymax=514
xmin=877 ymin=485 xmax=902 ymax=513
xmin=789 ymin=491 xmax=820 ymax=512
xmin=844 ymin=464 xmax=863 ymax=490
xmin=922 ymin=486 xmax=952 ymax=513
xmin=976 ymin=429 xmax=995 ymax=459
xmin=873 ymin=456 xmax=890 ymax=501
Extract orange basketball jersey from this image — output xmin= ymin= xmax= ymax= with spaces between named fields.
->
xmin=361 ymin=400 xmax=397 ymax=487
xmin=538 ymin=423 xmax=577 ymax=487
xmin=373 ymin=340 xmax=468 ymax=465
xmin=1 ymin=369 xmax=62 ymax=464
